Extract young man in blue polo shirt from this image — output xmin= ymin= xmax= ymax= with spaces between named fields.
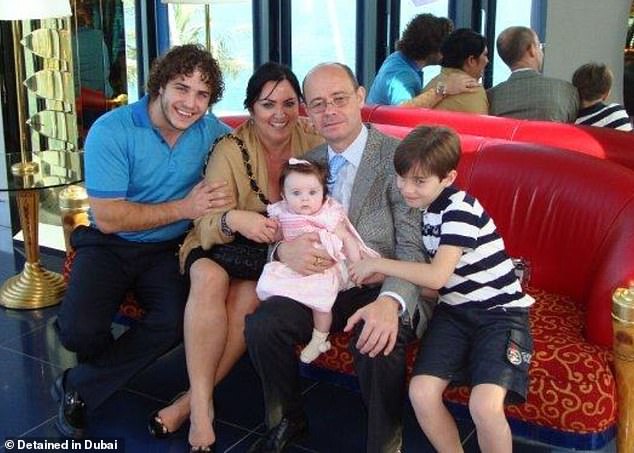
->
xmin=53 ymin=44 xmax=231 ymax=438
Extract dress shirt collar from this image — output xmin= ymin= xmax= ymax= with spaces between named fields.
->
xmin=327 ymin=124 xmax=368 ymax=168
xmin=511 ymin=67 xmax=539 ymax=74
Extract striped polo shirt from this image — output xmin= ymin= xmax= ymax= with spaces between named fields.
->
xmin=575 ymin=102 xmax=633 ymax=131
xmin=422 ymin=186 xmax=534 ymax=310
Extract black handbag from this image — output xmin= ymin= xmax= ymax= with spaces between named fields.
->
xmin=203 ymin=133 xmax=271 ymax=280
xmin=207 ymin=233 xmax=268 ymax=281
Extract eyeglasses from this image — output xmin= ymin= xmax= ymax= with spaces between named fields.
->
xmin=306 ymin=93 xmax=354 ymax=113
xmin=538 ymin=42 xmax=547 ymax=51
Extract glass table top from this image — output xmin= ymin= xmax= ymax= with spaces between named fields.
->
xmin=1 ymin=150 xmax=83 ymax=192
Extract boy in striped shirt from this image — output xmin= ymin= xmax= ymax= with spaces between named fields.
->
xmin=350 ymin=126 xmax=533 ymax=453
xmin=572 ymin=62 xmax=632 ymax=131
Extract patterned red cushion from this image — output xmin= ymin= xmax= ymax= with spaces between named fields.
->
xmin=65 ymin=250 xmax=617 ymax=436
xmin=305 ymin=287 xmax=617 ymax=435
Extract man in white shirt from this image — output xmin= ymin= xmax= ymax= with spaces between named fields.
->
xmin=245 ymin=63 xmax=425 ymax=453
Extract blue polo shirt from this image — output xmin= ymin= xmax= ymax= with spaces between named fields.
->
xmin=84 ymin=95 xmax=230 ymax=242
xmin=367 ymin=51 xmax=423 ymax=105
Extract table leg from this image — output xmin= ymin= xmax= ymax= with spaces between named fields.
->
xmin=0 ymin=189 xmax=66 ymax=309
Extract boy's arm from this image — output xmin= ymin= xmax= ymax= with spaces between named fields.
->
xmin=350 ymin=244 xmax=463 ymax=290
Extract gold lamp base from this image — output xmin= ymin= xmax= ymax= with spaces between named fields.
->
xmin=11 ymin=160 xmax=40 ymax=176
xmin=0 ymin=261 xmax=66 ymax=309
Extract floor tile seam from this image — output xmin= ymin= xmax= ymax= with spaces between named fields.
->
xmin=460 ymin=426 xmax=476 ymax=446
xmin=291 ymin=445 xmax=320 ymax=453
xmin=300 ymin=380 xmax=320 ymax=395
xmin=0 ymin=344 xmax=64 ymax=369
xmin=0 ymin=322 xmax=47 ymax=347
xmin=122 ymin=387 xmax=170 ymax=404
xmin=217 ymin=419 xmax=265 ymax=434
xmin=18 ymin=415 xmax=57 ymax=437
xmin=223 ymin=428 xmax=262 ymax=452
xmin=223 ymin=422 xmax=270 ymax=452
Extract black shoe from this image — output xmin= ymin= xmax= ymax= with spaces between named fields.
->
xmin=247 ymin=415 xmax=308 ymax=453
xmin=51 ymin=371 xmax=86 ymax=439
xmin=147 ymin=391 xmax=188 ymax=439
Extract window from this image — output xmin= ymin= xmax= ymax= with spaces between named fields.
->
xmin=492 ymin=0 xmax=533 ymax=85
xmin=165 ymin=1 xmax=254 ymax=114
xmin=399 ymin=0 xmax=450 ymax=86
xmin=123 ymin=0 xmax=139 ymax=102
xmin=291 ymin=0 xmax=356 ymax=86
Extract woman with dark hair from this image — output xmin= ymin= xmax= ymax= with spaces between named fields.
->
xmin=148 ymin=62 xmax=323 ymax=451
xmin=423 ymin=28 xmax=490 ymax=114
xmin=367 ymin=14 xmax=480 ymax=108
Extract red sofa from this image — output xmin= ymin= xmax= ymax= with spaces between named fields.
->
xmin=362 ymin=105 xmax=634 ymax=172
xmin=65 ymin=113 xmax=634 ymax=451
xmin=301 ymin=133 xmax=634 ymax=450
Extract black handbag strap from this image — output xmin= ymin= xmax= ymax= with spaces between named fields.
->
xmin=206 ymin=133 xmax=270 ymax=206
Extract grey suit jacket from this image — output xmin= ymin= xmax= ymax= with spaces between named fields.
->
xmin=487 ymin=70 xmax=579 ymax=123
xmin=304 ymin=125 xmax=426 ymax=322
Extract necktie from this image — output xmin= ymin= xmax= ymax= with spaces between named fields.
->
xmin=327 ymin=154 xmax=347 ymax=193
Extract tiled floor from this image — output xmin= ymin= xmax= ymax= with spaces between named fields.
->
xmin=0 ymin=232 xmax=606 ymax=453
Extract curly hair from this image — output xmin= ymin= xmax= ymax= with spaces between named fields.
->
xmin=396 ymin=14 xmax=453 ymax=61
xmin=146 ymin=44 xmax=224 ymax=106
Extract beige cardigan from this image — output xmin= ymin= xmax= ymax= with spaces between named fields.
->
xmin=179 ymin=117 xmax=324 ymax=271
xmin=424 ymin=67 xmax=489 ymax=114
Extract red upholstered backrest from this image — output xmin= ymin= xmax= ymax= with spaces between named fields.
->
xmin=363 ymin=124 xmax=487 ymax=189
xmin=464 ymin=141 xmax=634 ymax=347
xmin=363 ymin=105 xmax=521 ymax=140
xmin=362 ymin=105 xmax=634 ymax=172
xmin=511 ymin=121 xmax=634 ymax=170
xmin=221 ymin=115 xmax=248 ymax=129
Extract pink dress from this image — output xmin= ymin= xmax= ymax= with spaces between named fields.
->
xmin=256 ymin=197 xmax=379 ymax=312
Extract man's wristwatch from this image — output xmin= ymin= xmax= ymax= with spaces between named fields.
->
xmin=435 ymin=81 xmax=448 ymax=97
xmin=220 ymin=211 xmax=234 ymax=237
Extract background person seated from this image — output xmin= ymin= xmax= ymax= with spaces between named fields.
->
xmin=487 ymin=26 xmax=579 ymax=122
xmin=572 ymin=62 xmax=633 ymax=131
xmin=367 ymin=13 xmax=452 ymax=106
xmin=422 ymin=28 xmax=489 ymax=114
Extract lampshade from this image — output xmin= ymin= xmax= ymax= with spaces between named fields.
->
xmin=161 ymin=0 xmax=213 ymax=3
xmin=0 ymin=0 xmax=71 ymax=20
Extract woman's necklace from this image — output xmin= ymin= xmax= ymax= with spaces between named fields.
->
xmin=263 ymin=141 xmax=292 ymax=203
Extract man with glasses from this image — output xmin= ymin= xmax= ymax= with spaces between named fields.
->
xmin=245 ymin=62 xmax=425 ymax=453
xmin=487 ymin=25 xmax=579 ymax=122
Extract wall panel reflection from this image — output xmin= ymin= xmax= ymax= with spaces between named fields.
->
xmin=71 ymin=0 xmax=129 ymax=143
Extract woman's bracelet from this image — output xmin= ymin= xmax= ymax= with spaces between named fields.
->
xmin=220 ymin=211 xmax=234 ymax=237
